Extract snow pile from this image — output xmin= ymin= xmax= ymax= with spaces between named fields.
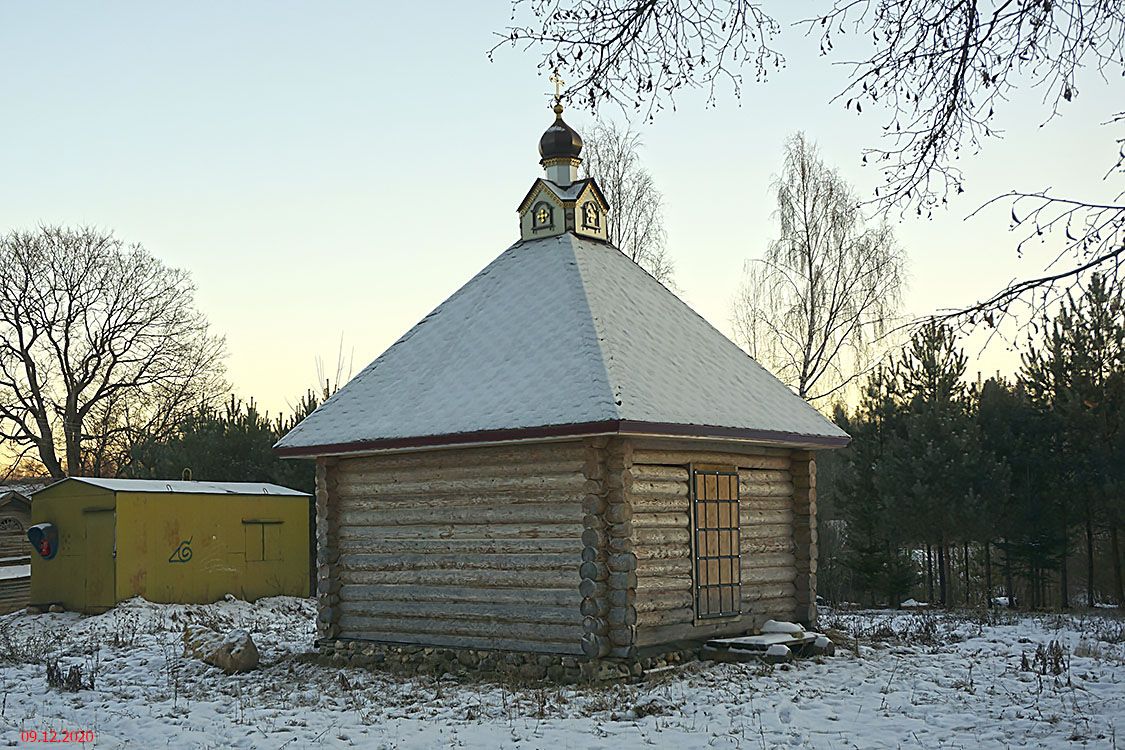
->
xmin=761 ymin=619 xmax=804 ymax=634
xmin=0 ymin=599 xmax=1121 ymax=748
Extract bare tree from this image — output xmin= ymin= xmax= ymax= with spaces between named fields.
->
xmin=581 ymin=119 xmax=674 ymax=284
xmin=733 ymin=133 xmax=906 ymax=402
xmin=0 ymin=226 xmax=226 ymax=478
xmin=494 ymin=1 xmax=1125 ymax=323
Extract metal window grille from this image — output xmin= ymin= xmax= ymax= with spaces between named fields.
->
xmin=691 ymin=468 xmax=741 ymax=619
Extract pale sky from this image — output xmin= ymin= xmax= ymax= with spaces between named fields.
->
xmin=2 ymin=2 xmax=1120 ymax=417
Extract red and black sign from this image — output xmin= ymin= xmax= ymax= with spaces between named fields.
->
xmin=27 ymin=523 xmax=59 ymax=560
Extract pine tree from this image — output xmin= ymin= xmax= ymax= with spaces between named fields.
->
xmin=837 ymin=365 xmax=918 ymax=606
xmin=1020 ymin=275 xmax=1125 ymax=607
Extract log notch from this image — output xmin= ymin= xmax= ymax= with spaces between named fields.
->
xmin=579 ymin=437 xmax=610 ymax=658
xmin=330 ymin=441 xmax=586 ymax=654
xmin=629 ymin=439 xmax=800 ymax=648
xmin=604 ymin=438 xmax=636 ymax=656
xmin=315 ymin=456 xmax=341 ymax=640
xmin=790 ymin=450 xmax=817 ymax=625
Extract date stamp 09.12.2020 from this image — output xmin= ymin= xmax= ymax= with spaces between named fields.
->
xmin=18 ymin=729 xmax=95 ymax=744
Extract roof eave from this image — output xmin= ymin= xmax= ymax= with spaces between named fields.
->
xmin=274 ymin=419 xmax=850 ymax=459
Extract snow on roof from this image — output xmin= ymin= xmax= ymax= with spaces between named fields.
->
xmin=276 ymin=233 xmax=848 ymax=455
xmin=0 ymin=482 xmax=48 ymax=497
xmin=518 ymin=177 xmax=605 ymax=212
xmin=53 ymin=478 xmax=308 ymax=497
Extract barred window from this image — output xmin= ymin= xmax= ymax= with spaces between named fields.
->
xmin=691 ymin=466 xmax=741 ymax=619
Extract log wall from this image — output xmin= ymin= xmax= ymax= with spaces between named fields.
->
xmin=628 ymin=438 xmax=806 ymax=648
xmin=319 ymin=441 xmax=589 ymax=654
xmin=791 ymin=451 xmax=817 ymax=624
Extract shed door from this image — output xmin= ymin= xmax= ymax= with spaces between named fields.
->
xmin=83 ymin=510 xmax=115 ymax=612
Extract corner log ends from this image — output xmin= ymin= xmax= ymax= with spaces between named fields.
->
xmin=316 ymin=456 xmax=342 ymax=640
xmin=791 ymin=450 xmax=817 ymax=626
xmin=580 ymin=437 xmax=637 ymax=659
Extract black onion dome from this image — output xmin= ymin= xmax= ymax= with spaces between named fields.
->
xmin=538 ymin=103 xmax=583 ymax=161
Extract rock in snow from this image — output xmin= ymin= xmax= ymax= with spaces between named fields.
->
xmin=183 ymin=625 xmax=259 ymax=674
xmin=761 ymin=619 xmax=804 ymax=635
xmin=763 ymin=644 xmax=792 ymax=664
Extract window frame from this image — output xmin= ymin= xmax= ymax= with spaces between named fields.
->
xmin=581 ymin=201 xmax=601 ymax=230
xmin=531 ymin=201 xmax=554 ymax=231
xmin=689 ymin=465 xmax=742 ymax=621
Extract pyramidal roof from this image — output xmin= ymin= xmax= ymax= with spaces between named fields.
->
xmin=276 ymin=233 xmax=847 ymax=457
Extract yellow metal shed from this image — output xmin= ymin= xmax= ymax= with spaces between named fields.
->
xmin=29 ymin=478 xmax=310 ymax=613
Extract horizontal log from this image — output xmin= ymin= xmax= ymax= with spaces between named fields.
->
xmin=636 ymin=606 xmax=694 ymax=628
xmin=335 ymin=490 xmax=589 ymax=509
xmin=740 ymin=509 xmax=793 ymax=526
xmin=741 ymin=582 xmax=797 ymax=601
xmin=634 ymin=527 xmax=690 ymax=547
xmin=337 ymin=504 xmax=580 ymax=527
xmin=338 ymin=459 xmax=584 ymax=485
xmin=335 ymin=584 xmax=575 ymax=606
xmin=337 ymin=614 xmax=584 ymax=643
xmin=631 ymin=449 xmax=791 ymax=469
xmin=325 ymin=522 xmax=582 ymax=541
xmin=633 ymin=589 xmax=694 ymax=613
xmin=629 ymin=465 xmax=689 ymax=483
xmin=635 ymin=618 xmax=748 ymax=647
xmin=337 ymin=568 xmax=578 ymax=588
xmin=630 ymin=479 xmax=688 ymax=499
xmin=630 ymin=494 xmax=688 ymax=513
xmin=742 ymin=552 xmax=796 ymax=569
xmin=336 ymin=631 xmax=582 ymax=655
xmin=738 ymin=481 xmax=794 ymax=498
xmin=741 ymin=596 xmax=797 ymax=615
xmin=334 ymin=535 xmax=580 ymax=555
xmin=341 ymin=441 xmax=588 ymax=474
xmin=738 ymin=469 xmax=791 ymax=484
xmin=742 ymin=567 xmax=798 ymax=585
xmin=632 ymin=512 xmax=689 ymax=529
xmin=741 ymin=522 xmax=793 ymax=540
xmin=336 ymin=473 xmax=591 ymax=500
xmin=338 ymin=552 xmax=577 ymax=572
xmin=635 ymin=558 xmax=691 ymax=577
xmin=635 ymin=575 xmax=691 ymax=593
xmin=740 ymin=496 xmax=795 ymax=511
xmin=741 ymin=537 xmax=796 ymax=555
xmin=633 ymin=544 xmax=690 ymax=562
xmin=338 ymin=599 xmax=581 ymax=625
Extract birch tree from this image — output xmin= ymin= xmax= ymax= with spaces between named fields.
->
xmin=733 ymin=133 xmax=905 ymax=402
xmin=581 ymin=119 xmax=674 ymax=284
xmin=0 ymin=226 xmax=226 ymax=477
xmin=496 ymin=0 xmax=1125 ymax=322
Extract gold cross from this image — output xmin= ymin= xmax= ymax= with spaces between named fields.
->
xmin=549 ymin=72 xmax=565 ymax=101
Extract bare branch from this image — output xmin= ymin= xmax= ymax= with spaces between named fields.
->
xmin=0 ymin=226 xmax=227 ymax=478
xmin=580 ymin=118 xmax=676 ymax=284
xmin=733 ymin=133 xmax=907 ymax=403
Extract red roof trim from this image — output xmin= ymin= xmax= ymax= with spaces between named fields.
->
xmin=274 ymin=420 xmax=849 ymax=458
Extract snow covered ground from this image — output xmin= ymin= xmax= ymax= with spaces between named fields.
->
xmin=0 ymin=598 xmax=1120 ymax=748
